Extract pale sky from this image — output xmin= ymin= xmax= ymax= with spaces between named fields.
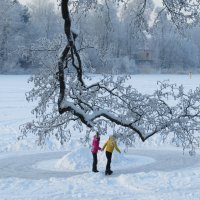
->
xmin=18 ymin=0 xmax=31 ymax=5
xmin=19 ymin=0 xmax=162 ymax=7
xmin=18 ymin=0 xmax=56 ymax=6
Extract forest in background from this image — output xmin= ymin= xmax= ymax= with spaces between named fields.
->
xmin=1 ymin=0 xmax=200 ymax=74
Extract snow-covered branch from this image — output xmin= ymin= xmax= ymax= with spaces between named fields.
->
xmin=21 ymin=0 xmax=200 ymax=153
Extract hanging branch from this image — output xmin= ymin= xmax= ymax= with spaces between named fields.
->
xmin=58 ymin=0 xmax=85 ymax=114
xmin=21 ymin=0 xmax=200 ymax=153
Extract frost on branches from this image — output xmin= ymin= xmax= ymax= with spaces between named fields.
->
xmin=21 ymin=0 xmax=200 ymax=153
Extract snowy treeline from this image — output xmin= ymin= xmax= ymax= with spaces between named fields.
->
xmin=0 ymin=0 xmax=62 ymax=73
xmin=1 ymin=0 xmax=200 ymax=74
xmin=0 ymin=0 xmax=29 ymax=73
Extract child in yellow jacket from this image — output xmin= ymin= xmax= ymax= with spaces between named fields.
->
xmin=102 ymin=135 xmax=121 ymax=175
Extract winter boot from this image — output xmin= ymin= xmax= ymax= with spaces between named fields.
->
xmin=92 ymin=169 xmax=99 ymax=173
xmin=105 ymin=170 xmax=113 ymax=175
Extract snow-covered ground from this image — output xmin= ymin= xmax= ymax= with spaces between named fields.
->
xmin=1 ymin=74 xmax=200 ymax=200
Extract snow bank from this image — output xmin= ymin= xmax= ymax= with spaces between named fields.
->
xmin=53 ymin=147 xmax=154 ymax=172
xmin=1 ymin=167 xmax=200 ymax=200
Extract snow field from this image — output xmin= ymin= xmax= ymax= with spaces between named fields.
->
xmin=1 ymin=74 xmax=200 ymax=200
xmin=0 ymin=74 xmax=199 ymax=153
xmin=0 ymin=168 xmax=200 ymax=200
xmin=34 ymin=147 xmax=154 ymax=172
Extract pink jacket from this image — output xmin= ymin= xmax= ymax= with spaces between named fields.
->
xmin=91 ymin=135 xmax=101 ymax=153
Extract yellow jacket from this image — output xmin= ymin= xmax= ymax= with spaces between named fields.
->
xmin=102 ymin=136 xmax=121 ymax=153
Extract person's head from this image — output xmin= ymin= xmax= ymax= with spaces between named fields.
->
xmin=109 ymin=134 xmax=117 ymax=141
xmin=112 ymin=135 xmax=117 ymax=139
xmin=96 ymin=132 xmax=100 ymax=140
xmin=109 ymin=135 xmax=114 ymax=140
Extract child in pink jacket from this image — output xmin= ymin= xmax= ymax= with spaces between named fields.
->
xmin=91 ymin=133 xmax=102 ymax=172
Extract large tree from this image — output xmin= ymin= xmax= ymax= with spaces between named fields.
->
xmin=21 ymin=0 xmax=200 ymax=154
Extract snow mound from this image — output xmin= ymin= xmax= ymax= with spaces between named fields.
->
xmin=55 ymin=148 xmax=91 ymax=171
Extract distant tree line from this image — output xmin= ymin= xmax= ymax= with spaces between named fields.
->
xmin=0 ymin=0 xmax=62 ymax=74
xmin=1 ymin=0 xmax=200 ymax=74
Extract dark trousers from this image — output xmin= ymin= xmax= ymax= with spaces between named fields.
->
xmin=106 ymin=151 xmax=112 ymax=171
xmin=92 ymin=153 xmax=98 ymax=171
